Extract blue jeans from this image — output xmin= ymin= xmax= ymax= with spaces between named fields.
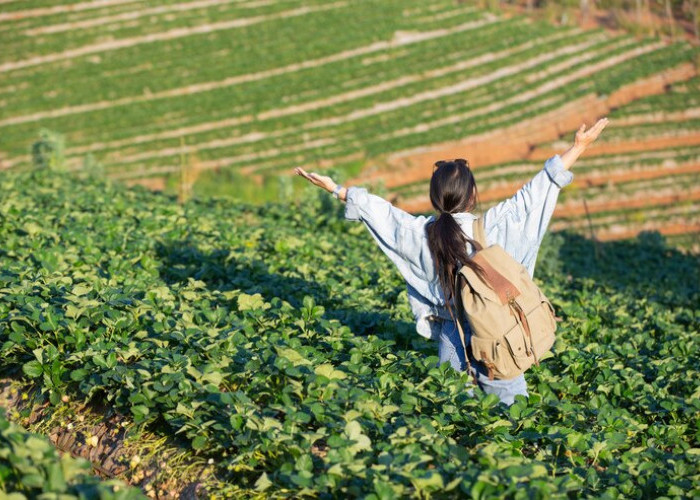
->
xmin=437 ymin=319 xmax=528 ymax=406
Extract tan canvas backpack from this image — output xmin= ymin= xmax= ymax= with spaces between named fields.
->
xmin=450 ymin=217 xmax=557 ymax=380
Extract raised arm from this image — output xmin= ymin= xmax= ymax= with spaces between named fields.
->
xmin=482 ymin=117 xmax=609 ymax=274
xmin=560 ymin=117 xmax=609 ymax=170
xmin=293 ymin=166 xmax=433 ymax=286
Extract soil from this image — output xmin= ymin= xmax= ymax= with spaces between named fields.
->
xmin=123 ymin=176 xmax=167 ymax=191
xmin=595 ymin=222 xmax=700 ymax=241
xmin=554 ymin=189 xmax=700 ymax=218
xmin=0 ymin=379 xmax=209 ymax=499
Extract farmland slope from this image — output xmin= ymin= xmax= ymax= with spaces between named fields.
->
xmin=0 ymin=168 xmax=697 ymax=496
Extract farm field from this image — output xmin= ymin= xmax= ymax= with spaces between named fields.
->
xmin=0 ymin=167 xmax=698 ymax=497
xmin=1 ymin=1 xmax=700 ymax=497
xmin=1 ymin=1 xmax=699 ymax=227
xmin=384 ymin=75 xmax=700 ymax=248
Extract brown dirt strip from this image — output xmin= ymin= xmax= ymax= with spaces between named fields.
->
xmin=0 ymin=379 xmax=211 ymax=498
xmin=354 ymin=62 xmax=696 ymax=190
xmin=124 ymin=176 xmax=167 ymax=190
xmin=550 ymin=204 xmax=698 ymax=231
xmin=0 ymin=16 xmax=500 ymax=132
xmin=554 ymin=188 xmax=700 ymax=218
xmin=23 ymin=0 xmax=270 ymax=35
xmin=0 ymin=0 xmax=141 ymax=22
xmin=398 ymin=162 xmax=700 ymax=213
xmin=0 ymin=2 xmax=346 ymax=73
xmin=610 ymin=107 xmax=700 ymax=126
xmin=591 ymin=223 xmax=700 ymax=241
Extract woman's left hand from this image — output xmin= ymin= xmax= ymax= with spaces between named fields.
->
xmin=294 ymin=167 xmax=337 ymax=193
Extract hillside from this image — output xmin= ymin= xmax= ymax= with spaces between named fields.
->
xmin=379 ymin=73 xmax=700 ymax=247
xmin=0 ymin=168 xmax=697 ymax=497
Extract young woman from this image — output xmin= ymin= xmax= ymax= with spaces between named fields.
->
xmin=294 ymin=117 xmax=609 ymax=405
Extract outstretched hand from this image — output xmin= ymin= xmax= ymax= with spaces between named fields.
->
xmin=574 ymin=117 xmax=609 ymax=149
xmin=294 ymin=166 xmax=337 ymax=193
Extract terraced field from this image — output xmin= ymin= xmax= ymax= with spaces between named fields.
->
xmin=384 ymin=75 xmax=700 ymax=248
xmin=1 ymin=1 xmax=699 ymax=228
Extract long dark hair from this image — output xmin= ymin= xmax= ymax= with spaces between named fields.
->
xmin=426 ymin=158 xmax=483 ymax=317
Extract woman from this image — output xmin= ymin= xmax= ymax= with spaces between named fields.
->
xmin=294 ymin=117 xmax=609 ymax=405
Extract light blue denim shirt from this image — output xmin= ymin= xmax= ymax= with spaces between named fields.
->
xmin=344 ymin=154 xmax=573 ymax=340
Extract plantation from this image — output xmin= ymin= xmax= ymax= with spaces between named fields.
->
xmin=0 ymin=1 xmax=697 ymax=187
xmin=0 ymin=407 xmax=143 ymax=498
xmin=0 ymin=166 xmax=698 ymax=497
xmin=388 ymin=74 xmax=700 ymax=246
xmin=1 ymin=0 xmax=700 ymax=496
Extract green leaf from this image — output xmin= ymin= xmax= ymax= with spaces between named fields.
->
xmin=237 ymin=293 xmax=269 ymax=311
xmin=71 ymin=283 xmax=92 ymax=296
xmin=70 ymin=369 xmax=89 ymax=381
xmin=255 ymin=472 xmax=273 ymax=491
xmin=295 ymin=454 xmax=313 ymax=472
xmin=22 ymin=360 xmax=43 ymax=378
xmin=314 ymin=363 xmax=346 ymax=380
xmin=278 ymin=348 xmax=311 ymax=366
xmin=411 ymin=471 xmax=444 ymax=492
xmin=192 ymin=436 xmax=207 ymax=450
xmin=47 ymin=462 xmax=67 ymax=492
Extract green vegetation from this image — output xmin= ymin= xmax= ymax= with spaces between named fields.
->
xmin=0 ymin=167 xmax=697 ymax=497
xmin=0 ymin=408 xmax=143 ymax=498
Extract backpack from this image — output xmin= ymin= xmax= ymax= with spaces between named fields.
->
xmin=450 ymin=217 xmax=557 ymax=380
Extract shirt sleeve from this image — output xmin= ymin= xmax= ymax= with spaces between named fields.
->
xmin=482 ymin=154 xmax=573 ymax=275
xmin=344 ymin=186 xmax=433 ymax=284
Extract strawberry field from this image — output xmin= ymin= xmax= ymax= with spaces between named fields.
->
xmin=0 ymin=167 xmax=698 ymax=497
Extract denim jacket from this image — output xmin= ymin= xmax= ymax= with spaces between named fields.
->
xmin=343 ymin=154 xmax=573 ymax=340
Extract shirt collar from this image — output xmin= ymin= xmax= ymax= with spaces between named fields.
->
xmin=451 ymin=212 xmax=478 ymax=221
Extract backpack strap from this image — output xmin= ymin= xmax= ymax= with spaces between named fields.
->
xmin=449 ymin=269 xmax=478 ymax=386
xmin=472 ymin=216 xmax=487 ymax=249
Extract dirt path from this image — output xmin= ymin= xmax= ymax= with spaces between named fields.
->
xmin=355 ymin=62 xmax=696 ymax=189
xmin=595 ymin=223 xmax=700 ymax=241
xmin=23 ymin=0 xmax=268 ymax=35
xmin=0 ymin=17 xmax=498 ymax=129
xmin=0 ymin=0 xmax=141 ymax=22
xmin=0 ymin=379 xmax=210 ymax=498
xmin=554 ymin=188 xmax=700 ymax=218
xmin=0 ymin=2 xmax=346 ymax=73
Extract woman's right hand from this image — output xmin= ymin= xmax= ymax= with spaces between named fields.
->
xmin=574 ymin=117 xmax=609 ymax=149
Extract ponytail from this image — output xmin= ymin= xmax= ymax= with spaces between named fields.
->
xmin=426 ymin=159 xmax=483 ymax=318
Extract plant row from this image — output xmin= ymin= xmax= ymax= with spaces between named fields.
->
xmin=0 ymin=167 xmax=697 ymax=497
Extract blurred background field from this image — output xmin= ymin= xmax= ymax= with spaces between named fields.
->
xmin=1 ymin=0 xmax=699 ymax=248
